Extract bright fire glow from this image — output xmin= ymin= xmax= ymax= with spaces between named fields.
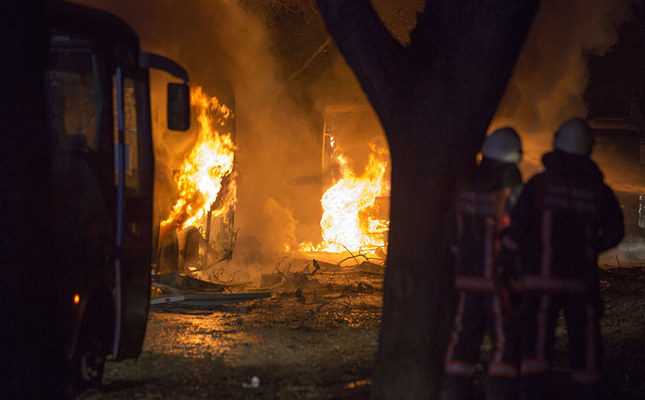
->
xmin=303 ymin=142 xmax=390 ymax=254
xmin=161 ymin=86 xmax=237 ymax=233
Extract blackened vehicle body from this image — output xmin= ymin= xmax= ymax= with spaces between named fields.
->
xmin=48 ymin=1 xmax=190 ymax=390
xmin=155 ymin=79 xmax=238 ymax=276
xmin=588 ymin=117 xmax=645 ymax=239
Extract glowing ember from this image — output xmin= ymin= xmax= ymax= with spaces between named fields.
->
xmin=161 ymin=86 xmax=237 ymax=233
xmin=303 ymin=141 xmax=390 ymax=254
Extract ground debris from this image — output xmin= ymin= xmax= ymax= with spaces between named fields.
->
xmin=259 ymin=257 xmax=384 ymax=296
xmin=153 ymin=271 xmax=228 ymax=293
xmin=150 ymin=292 xmax=272 ymax=312
xmin=78 ymin=264 xmax=645 ymax=400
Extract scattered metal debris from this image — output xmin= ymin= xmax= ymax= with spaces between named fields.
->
xmin=153 ymin=271 xmax=228 ymax=293
xmin=150 ymin=292 xmax=272 ymax=307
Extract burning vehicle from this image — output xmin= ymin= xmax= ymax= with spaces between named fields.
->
xmin=589 ymin=117 xmax=645 ymax=239
xmin=156 ymin=85 xmax=238 ymax=276
xmin=300 ymin=104 xmax=390 ymax=262
xmin=48 ymin=1 xmax=191 ymax=389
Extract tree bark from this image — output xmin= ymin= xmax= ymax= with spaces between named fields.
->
xmin=315 ymin=1 xmax=538 ymax=398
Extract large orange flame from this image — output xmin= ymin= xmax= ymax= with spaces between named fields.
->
xmin=160 ymin=86 xmax=237 ymax=235
xmin=303 ymin=141 xmax=390 ymax=254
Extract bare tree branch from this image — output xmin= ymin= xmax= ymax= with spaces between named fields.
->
xmin=281 ymin=37 xmax=332 ymax=91
xmin=315 ymin=0 xmax=409 ymax=125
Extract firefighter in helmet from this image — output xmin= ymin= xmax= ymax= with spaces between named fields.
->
xmin=441 ymin=127 xmax=524 ymax=400
xmin=499 ymin=118 xmax=624 ymax=400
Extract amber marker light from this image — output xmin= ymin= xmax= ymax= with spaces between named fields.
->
xmin=73 ymin=294 xmax=80 ymax=305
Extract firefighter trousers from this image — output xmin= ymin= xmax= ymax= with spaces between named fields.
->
xmin=441 ymin=290 xmax=520 ymax=400
xmin=520 ymin=291 xmax=605 ymax=400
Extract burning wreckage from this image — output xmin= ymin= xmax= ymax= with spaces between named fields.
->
xmin=300 ymin=104 xmax=391 ymax=256
xmin=151 ymin=102 xmax=391 ymax=307
xmin=149 ymin=92 xmax=645 ymax=307
xmin=151 ymin=84 xmax=250 ymax=306
xmin=155 ymin=86 xmax=239 ymax=277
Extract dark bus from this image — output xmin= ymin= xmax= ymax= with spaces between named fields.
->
xmin=48 ymin=1 xmax=190 ymax=390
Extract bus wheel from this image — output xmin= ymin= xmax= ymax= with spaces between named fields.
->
xmin=71 ymin=299 xmax=109 ymax=392
xmin=76 ymin=336 xmax=105 ymax=386
xmin=71 ymin=330 xmax=106 ymax=393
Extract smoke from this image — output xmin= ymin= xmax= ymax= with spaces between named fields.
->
xmin=492 ymin=0 xmax=635 ymax=172
xmin=309 ymin=0 xmax=638 ymax=180
xmin=306 ymin=0 xmax=423 ymax=179
xmin=73 ymin=0 xmax=322 ymax=269
xmin=491 ymin=0 xmax=645 ymax=264
xmin=71 ymin=0 xmax=643 ymax=269
xmin=261 ymin=197 xmax=299 ymax=257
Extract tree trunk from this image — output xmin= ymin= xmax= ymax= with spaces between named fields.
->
xmin=315 ymin=1 xmax=538 ymax=398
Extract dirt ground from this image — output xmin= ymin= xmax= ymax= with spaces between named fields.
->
xmin=76 ymin=263 xmax=645 ymax=400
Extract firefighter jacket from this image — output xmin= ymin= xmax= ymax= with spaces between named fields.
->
xmin=451 ymin=158 xmax=523 ymax=292
xmin=502 ymin=150 xmax=624 ymax=293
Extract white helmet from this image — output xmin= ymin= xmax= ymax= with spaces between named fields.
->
xmin=553 ymin=118 xmax=593 ymax=156
xmin=482 ymin=127 xmax=523 ymax=163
